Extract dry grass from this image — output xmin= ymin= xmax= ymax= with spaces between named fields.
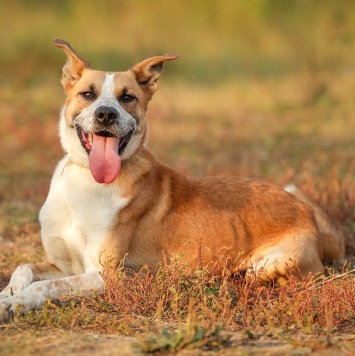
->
xmin=1 ymin=255 xmax=354 ymax=354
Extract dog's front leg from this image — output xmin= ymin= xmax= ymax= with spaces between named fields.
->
xmin=0 ymin=262 xmax=65 ymax=300
xmin=0 ymin=270 xmax=103 ymax=322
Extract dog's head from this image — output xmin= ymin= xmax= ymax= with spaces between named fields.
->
xmin=53 ymin=39 xmax=178 ymax=184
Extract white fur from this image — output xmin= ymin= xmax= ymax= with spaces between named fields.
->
xmin=40 ymin=155 xmax=129 ymax=275
xmin=120 ymin=132 xmax=143 ymax=160
xmin=284 ymin=184 xmax=297 ymax=194
xmin=59 ymin=106 xmax=89 ymax=168
xmin=0 ymin=264 xmax=34 ymax=299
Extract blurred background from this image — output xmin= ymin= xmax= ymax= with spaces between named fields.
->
xmin=0 ymin=1 xmax=354 ymax=245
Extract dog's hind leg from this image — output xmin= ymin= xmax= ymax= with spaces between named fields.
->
xmin=243 ymin=232 xmax=324 ymax=284
xmin=0 ymin=262 xmax=65 ymax=300
xmin=284 ymin=184 xmax=345 ymax=262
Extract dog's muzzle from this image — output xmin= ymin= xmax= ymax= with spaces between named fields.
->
xmin=75 ymin=113 xmax=134 ymax=184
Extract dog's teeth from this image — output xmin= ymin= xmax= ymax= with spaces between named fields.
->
xmin=89 ymin=134 xmax=93 ymax=145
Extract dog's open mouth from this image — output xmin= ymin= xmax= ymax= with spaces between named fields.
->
xmin=76 ymin=126 xmax=134 ymax=184
xmin=77 ymin=127 xmax=133 ymax=156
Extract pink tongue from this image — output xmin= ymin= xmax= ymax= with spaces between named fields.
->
xmin=89 ymin=134 xmax=121 ymax=184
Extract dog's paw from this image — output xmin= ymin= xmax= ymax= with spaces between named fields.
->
xmin=0 ymin=305 xmax=19 ymax=323
xmin=0 ymin=301 xmax=12 ymax=323
xmin=0 ymin=297 xmax=33 ymax=322
xmin=1 ymin=265 xmax=35 ymax=299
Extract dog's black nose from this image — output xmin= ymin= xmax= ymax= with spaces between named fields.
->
xmin=94 ymin=106 xmax=118 ymax=126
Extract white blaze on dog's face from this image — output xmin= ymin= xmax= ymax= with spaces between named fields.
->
xmin=53 ymin=39 xmax=178 ymax=184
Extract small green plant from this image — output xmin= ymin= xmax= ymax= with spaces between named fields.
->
xmin=137 ymin=324 xmax=226 ymax=352
xmin=136 ymin=298 xmax=228 ymax=352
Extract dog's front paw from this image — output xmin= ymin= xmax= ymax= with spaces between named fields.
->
xmin=0 ymin=297 xmax=35 ymax=323
xmin=0 ymin=299 xmax=12 ymax=322
xmin=1 ymin=265 xmax=35 ymax=299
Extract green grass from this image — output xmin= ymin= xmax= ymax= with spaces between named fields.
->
xmin=0 ymin=1 xmax=355 ymax=354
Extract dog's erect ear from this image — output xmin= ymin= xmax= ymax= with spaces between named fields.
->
xmin=132 ymin=54 xmax=178 ymax=94
xmin=53 ymin=38 xmax=91 ymax=90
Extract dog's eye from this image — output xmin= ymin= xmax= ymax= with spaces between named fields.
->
xmin=119 ymin=93 xmax=137 ymax=103
xmin=80 ymin=91 xmax=95 ymax=100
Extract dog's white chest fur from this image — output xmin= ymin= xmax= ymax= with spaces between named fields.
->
xmin=39 ymin=156 xmax=129 ymax=275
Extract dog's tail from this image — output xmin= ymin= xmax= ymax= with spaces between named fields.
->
xmin=284 ymin=184 xmax=345 ymax=262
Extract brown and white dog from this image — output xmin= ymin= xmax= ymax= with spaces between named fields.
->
xmin=0 ymin=39 xmax=345 ymax=320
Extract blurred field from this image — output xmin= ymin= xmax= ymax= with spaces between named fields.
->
xmin=0 ymin=1 xmax=355 ymax=354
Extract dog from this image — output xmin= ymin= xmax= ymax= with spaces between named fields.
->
xmin=0 ymin=39 xmax=345 ymax=320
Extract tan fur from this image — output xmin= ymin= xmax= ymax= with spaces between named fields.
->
xmin=0 ymin=40 xmax=346 ymax=321
xmin=99 ymin=149 xmax=329 ymax=282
